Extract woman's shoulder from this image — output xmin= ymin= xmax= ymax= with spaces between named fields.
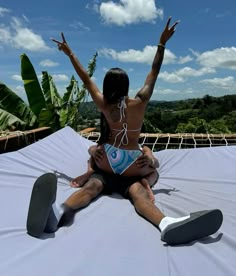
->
xmin=127 ymin=97 xmax=146 ymax=108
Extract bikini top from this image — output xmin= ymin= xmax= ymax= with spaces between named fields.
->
xmin=111 ymin=97 xmax=141 ymax=148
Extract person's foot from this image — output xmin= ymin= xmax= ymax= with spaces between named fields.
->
xmin=26 ymin=173 xmax=57 ymax=238
xmin=161 ymin=209 xmax=223 ymax=245
xmin=70 ymin=170 xmax=94 ymax=188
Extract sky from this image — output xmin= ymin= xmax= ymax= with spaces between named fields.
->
xmin=0 ymin=0 xmax=236 ymax=102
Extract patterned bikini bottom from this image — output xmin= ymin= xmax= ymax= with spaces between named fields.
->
xmin=103 ymin=143 xmax=143 ymax=175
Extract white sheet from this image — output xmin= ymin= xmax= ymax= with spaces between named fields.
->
xmin=0 ymin=127 xmax=235 ymax=276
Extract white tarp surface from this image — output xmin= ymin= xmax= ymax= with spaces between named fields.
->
xmin=0 ymin=127 xmax=235 ymax=276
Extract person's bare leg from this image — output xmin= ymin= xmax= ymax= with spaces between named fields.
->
xmin=46 ymin=178 xmax=104 ymax=232
xmin=129 ymin=182 xmax=165 ymax=225
xmin=53 ymin=178 xmax=104 ymax=229
xmin=129 ymin=182 xmax=223 ymax=245
xmin=141 ymin=170 xmax=158 ymax=203
xmin=65 ymin=178 xmax=104 ymax=210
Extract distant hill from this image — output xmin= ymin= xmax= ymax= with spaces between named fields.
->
xmin=78 ymin=94 xmax=236 ymax=133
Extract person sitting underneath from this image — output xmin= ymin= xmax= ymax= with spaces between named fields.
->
xmin=71 ymin=144 xmax=159 ymax=203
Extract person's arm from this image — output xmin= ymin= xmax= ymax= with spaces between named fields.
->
xmin=143 ymin=146 xmax=159 ymax=169
xmin=136 ymin=146 xmax=159 ymax=169
xmin=51 ymin=33 xmax=104 ymax=110
xmin=136 ymin=17 xmax=179 ymax=103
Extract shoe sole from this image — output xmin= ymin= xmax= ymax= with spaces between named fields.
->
xmin=26 ymin=173 xmax=57 ymax=238
xmin=161 ymin=209 xmax=223 ymax=245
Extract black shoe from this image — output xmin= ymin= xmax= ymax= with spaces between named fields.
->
xmin=26 ymin=173 xmax=57 ymax=238
xmin=161 ymin=209 xmax=223 ymax=245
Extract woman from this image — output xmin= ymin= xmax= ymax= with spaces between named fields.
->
xmin=50 ymin=18 xmax=178 ymax=191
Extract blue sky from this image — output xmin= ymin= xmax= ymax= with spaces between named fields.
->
xmin=0 ymin=0 xmax=236 ymax=102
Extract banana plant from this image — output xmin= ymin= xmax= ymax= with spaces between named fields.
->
xmin=21 ymin=54 xmax=46 ymax=116
xmin=0 ymin=52 xmax=98 ymax=131
xmin=0 ymin=108 xmax=26 ymax=130
xmin=0 ymin=82 xmax=37 ymax=130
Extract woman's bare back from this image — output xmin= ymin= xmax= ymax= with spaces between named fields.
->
xmin=102 ymin=97 xmax=146 ymax=149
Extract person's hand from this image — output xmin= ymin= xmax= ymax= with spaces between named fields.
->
xmin=51 ymin=32 xmax=72 ymax=56
xmin=159 ymin=17 xmax=180 ymax=45
xmin=136 ymin=153 xmax=154 ymax=168
xmin=93 ymin=146 xmax=104 ymax=163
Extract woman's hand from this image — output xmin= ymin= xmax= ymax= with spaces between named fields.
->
xmin=159 ymin=17 xmax=180 ymax=45
xmin=51 ymin=32 xmax=72 ymax=56
xmin=136 ymin=153 xmax=155 ymax=168
xmin=90 ymin=146 xmax=104 ymax=164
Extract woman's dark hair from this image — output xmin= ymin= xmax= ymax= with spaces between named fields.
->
xmin=103 ymin=68 xmax=129 ymax=103
xmin=99 ymin=68 xmax=129 ymax=144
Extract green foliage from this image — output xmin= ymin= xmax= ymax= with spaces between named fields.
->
xmin=175 ymin=117 xmax=229 ymax=133
xmin=142 ymin=118 xmax=161 ymax=133
xmin=21 ymin=54 xmax=46 ymax=116
xmin=142 ymin=94 xmax=236 ymax=134
xmin=0 ymin=108 xmax=26 ymax=130
xmin=79 ymin=93 xmax=236 ymax=134
xmin=0 ymin=82 xmax=37 ymax=130
xmin=0 ymin=53 xmax=98 ymax=131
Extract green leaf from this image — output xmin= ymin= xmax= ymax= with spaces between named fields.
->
xmin=0 ymin=82 xmax=37 ymax=128
xmin=0 ymin=108 xmax=26 ymax=130
xmin=21 ymin=53 xmax=46 ymax=116
xmin=41 ymin=71 xmax=62 ymax=107
xmin=87 ymin=52 xmax=98 ymax=77
xmin=63 ymin=76 xmax=75 ymax=102
xmin=38 ymin=104 xmax=60 ymax=132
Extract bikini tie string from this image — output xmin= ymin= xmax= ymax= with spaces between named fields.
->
xmin=118 ymin=97 xmax=127 ymax=122
xmin=113 ymin=123 xmax=129 ymax=148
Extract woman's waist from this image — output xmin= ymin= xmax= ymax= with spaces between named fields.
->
xmin=104 ymin=141 xmax=142 ymax=151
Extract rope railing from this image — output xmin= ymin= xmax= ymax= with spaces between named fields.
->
xmin=79 ymin=130 xmax=236 ymax=151
xmin=1 ymin=127 xmax=236 ymax=154
xmin=0 ymin=127 xmax=52 ymax=154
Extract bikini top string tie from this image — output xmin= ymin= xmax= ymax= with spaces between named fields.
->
xmin=117 ymin=97 xmax=127 ymax=122
xmin=113 ymin=123 xmax=129 ymax=148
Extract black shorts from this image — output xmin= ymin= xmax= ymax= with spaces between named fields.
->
xmin=89 ymin=169 xmax=141 ymax=198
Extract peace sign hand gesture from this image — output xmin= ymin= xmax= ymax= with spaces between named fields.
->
xmin=51 ymin=32 xmax=72 ymax=56
xmin=159 ymin=17 xmax=180 ymax=45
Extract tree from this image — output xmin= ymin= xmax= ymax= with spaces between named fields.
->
xmin=0 ymin=53 xmax=97 ymax=131
xmin=176 ymin=117 xmax=231 ymax=134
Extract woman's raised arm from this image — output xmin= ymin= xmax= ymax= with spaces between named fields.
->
xmin=136 ymin=17 xmax=180 ymax=103
xmin=51 ymin=33 xmax=104 ymax=110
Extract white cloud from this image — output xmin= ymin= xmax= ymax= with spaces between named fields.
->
xmin=158 ymin=88 xmax=180 ymax=95
xmin=159 ymin=71 xmax=184 ymax=83
xmin=178 ymin=55 xmax=193 ymax=64
xmin=69 ymin=20 xmax=90 ymax=31
xmin=15 ymin=85 xmax=24 ymax=93
xmin=159 ymin=67 xmax=216 ymax=83
xmin=10 ymin=17 xmax=50 ymax=52
xmin=0 ymin=16 xmax=50 ymax=52
xmin=197 ymin=47 xmax=236 ymax=70
xmin=0 ymin=25 xmax=11 ymax=42
xmin=99 ymin=0 xmax=163 ymax=26
xmin=51 ymin=74 xmax=69 ymax=82
xmin=0 ymin=7 xmax=10 ymax=17
xmin=99 ymin=46 xmax=177 ymax=65
xmin=11 ymin=74 xmax=22 ymax=81
xmin=177 ymin=67 xmax=216 ymax=77
xmin=22 ymin=14 xmax=30 ymax=23
xmin=86 ymin=1 xmax=100 ymax=12
xmin=200 ymin=76 xmax=235 ymax=89
xmin=40 ymin=59 xmax=59 ymax=67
